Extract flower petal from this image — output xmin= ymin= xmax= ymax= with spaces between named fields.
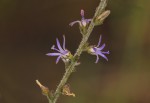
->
xmin=98 ymin=43 xmax=105 ymax=50
xmin=97 ymin=35 xmax=102 ymax=47
xmin=63 ymin=35 xmax=66 ymax=50
xmin=102 ymin=51 xmax=109 ymax=54
xmin=56 ymin=38 xmax=64 ymax=53
xmin=85 ymin=19 xmax=92 ymax=23
xmin=87 ymin=19 xmax=92 ymax=22
xmin=46 ymin=53 xmax=61 ymax=56
xmin=56 ymin=56 xmax=61 ymax=64
xmin=69 ymin=21 xmax=81 ymax=26
xmin=97 ymin=51 xmax=108 ymax=61
xmin=95 ymin=55 xmax=99 ymax=63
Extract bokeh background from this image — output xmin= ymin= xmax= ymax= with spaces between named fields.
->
xmin=0 ymin=0 xmax=150 ymax=103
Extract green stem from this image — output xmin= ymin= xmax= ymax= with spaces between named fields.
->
xmin=47 ymin=95 xmax=52 ymax=103
xmin=50 ymin=0 xmax=108 ymax=103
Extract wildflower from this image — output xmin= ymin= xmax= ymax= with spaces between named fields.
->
xmin=69 ymin=9 xmax=92 ymax=27
xmin=87 ymin=35 xmax=109 ymax=63
xmin=46 ymin=35 xmax=72 ymax=64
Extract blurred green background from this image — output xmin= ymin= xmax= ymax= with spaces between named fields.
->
xmin=0 ymin=0 xmax=150 ymax=103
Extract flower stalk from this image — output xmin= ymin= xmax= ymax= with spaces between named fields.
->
xmin=37 ymin=0 xmax=109 ymax=103
xmin=51 ymin=0 xmax=109 ymax=103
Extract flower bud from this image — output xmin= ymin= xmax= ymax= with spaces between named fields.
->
xmin=97 ymin=10 xmax=110 ymax=21
xmin=94 ymin=10 xmax=110 ymax=26
xmin=36 ymin=80 xmax=49 ymax=96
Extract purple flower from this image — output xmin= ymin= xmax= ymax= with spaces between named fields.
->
xmin=46 ymin=35 xmax=72 ymax=64
xmin=69 ymin=9 xmax=92 ymax=27
xmin=88 ymin=35 xmax=109 ymax=63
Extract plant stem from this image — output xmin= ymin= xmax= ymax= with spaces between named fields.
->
xmin=50 ymin=0 xmax=108 ymax=103
xmin=47 ymin=95 xmax=52 ymax=103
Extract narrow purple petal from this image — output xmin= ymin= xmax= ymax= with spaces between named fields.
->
xmin=97 ymin=35 xmax=102 ymax=47
xmin=97 ymin=51 xmax=108 ymax=61
xmin=102 ymin=51 xmax=109 ymax=54
xmin=95 ymin=55 xmax=99 ymax=63
xmin=46 ymin=53 xmax=61 ymax=56
xmin=85 ymin=19 xmax=92 ymax=23
xmin=81 ymin=9 xmax=84 ymax=18
xmin=51 ymin=45 xmax=60 ymax=52
xmin=98 ymin=43 xmax=105 ymax=50
xmin=56 ymin=38 xmax=64 ymax=53
xmin=69 ymin=21 xmax=81 ymax=26
xmin=56 ymin=56 xmax=61 ymax=64
xmin=63 ymin=35 xmax=66 ymax=50
xmin=87 ymin=19 xmax=92 ymax=22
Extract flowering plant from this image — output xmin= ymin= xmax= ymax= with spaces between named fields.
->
xmin=69 ymin=9 xmax=92 ymax=27
xmin=36 ymin=0 xmax=110 ymax=103
xmin=46 ymin=36 xmax=72 ymax=64
xmin=87 ymin=35 xmax=109 ymax=63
